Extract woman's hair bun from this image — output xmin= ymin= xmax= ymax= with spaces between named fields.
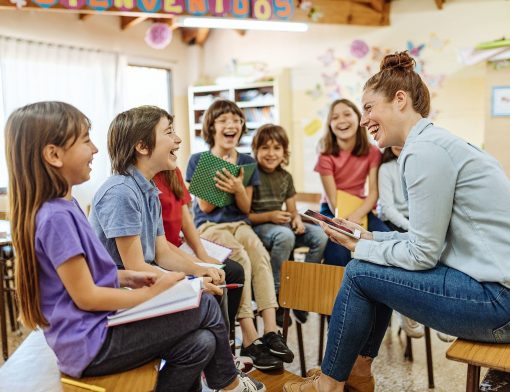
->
xmin=380 ymin=51 xmax=416 ymax=72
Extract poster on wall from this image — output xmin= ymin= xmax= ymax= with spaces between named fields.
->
xmin=492 ymin=86 xmax=510 ymax=117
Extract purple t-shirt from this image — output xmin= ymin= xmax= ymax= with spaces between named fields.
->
xmin=35 ymin=198 xmax=119 ymax=377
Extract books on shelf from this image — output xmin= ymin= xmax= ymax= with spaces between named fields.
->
xmin=179 ymin=237 xmax=232 ymax=264
xmin=107 ymin=278 xmax=202 ymax=327
xmin=335 ymin=190 xmax=368 ymax=229
xmin=188 ymin=152 xmax=257 ymax=207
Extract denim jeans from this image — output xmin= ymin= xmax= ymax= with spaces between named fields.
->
xmin=322 ymin=259 xmax=510 ymax=381
xmin=83 ymin=294 xmax=237 ymax=392
xmin=320 ymin=203 xmax=390 ymax=267
xmin=253 ymin=222 xmax=328 ymax=291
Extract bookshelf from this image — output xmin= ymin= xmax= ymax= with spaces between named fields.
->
xmin=187 ymin=73 xmax=290 ymax=156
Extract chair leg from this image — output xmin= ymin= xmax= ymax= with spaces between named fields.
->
xmin=296 ymin=321 xmax=307 ymax=377
xmin=404 ymin=335 xmax=413 ymax=361
xmin=318 ymin=314 xmax=326 ymax=366
xmin=282 ymin=308 xmax=291 ymax=342
xmin=466 ymin=364 xmax=480 ymax=392
xmin=424 ymin=326 xmax=434 ymax=389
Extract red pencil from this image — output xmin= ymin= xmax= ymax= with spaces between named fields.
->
xmin=216 ymin=283 xmax=244 ymax=289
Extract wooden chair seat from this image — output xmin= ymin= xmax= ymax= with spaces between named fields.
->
xmin=0 ymin=329 xmax=159 ymax=392
xmin=248 ymin=369 xmax=303 ymax=392
xmin=446 ymin=338 xmax=510 ymax=392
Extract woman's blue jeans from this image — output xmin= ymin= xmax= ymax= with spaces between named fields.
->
xmin=320 ymin=203 xmax=390 ymax=266
xmin=322 ymin=259 xmax=510 ymax=381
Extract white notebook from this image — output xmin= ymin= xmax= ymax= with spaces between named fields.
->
xmin=107 ymin=278 xmax=202 ymax=327
xmin=179 ymin=237 xmax=232 ymax=263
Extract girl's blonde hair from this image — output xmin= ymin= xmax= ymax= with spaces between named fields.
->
xmin=5 ymin=101 xmax=90 ymax=328
xmin=318 ymin=98 xmax=370 ymax=157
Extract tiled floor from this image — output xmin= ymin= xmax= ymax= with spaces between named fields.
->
xmin=2 ymin=313 xmax=472 ymax=391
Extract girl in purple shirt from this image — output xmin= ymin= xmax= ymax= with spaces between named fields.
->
xmin=5 ymin=101 xmax=262 ymax=392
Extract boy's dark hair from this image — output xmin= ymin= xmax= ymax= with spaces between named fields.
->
xmin=251 ymin=124 xmax=290 ymax=166
xmin=108 ymin=106 xmax=173 ymax=175
xmin=201 ymin=99 xmax=246 ymax=148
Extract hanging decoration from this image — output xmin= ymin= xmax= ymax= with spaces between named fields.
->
xmin=298 ymin=0 xmax=323 ymax=22
xmin=350 ymin=39 xmax=369 ymax=59
xmin=9 ymin=0 xmax=26 ymax=8
xmin=145 ymin=23 xmax=172 ymax=50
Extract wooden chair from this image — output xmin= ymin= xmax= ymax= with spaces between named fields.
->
xmin=279 ymin=260 xmax=345 ymax=377
xmin=0 ymin=329 xmax=160 ymax=392
xmin=249 ymin=369 xmax=304 ymax=392
xmin=446 ymin=338 xmax=510 ymax=392
xmin=399 ymin=325 xmax=435 ymax=388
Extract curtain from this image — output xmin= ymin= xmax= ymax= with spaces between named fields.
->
xmin=0 ymin=36 xmax=123 ymax=207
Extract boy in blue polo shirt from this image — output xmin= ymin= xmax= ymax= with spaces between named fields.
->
xmin=89 ymin=106 xmax=224 ymax=285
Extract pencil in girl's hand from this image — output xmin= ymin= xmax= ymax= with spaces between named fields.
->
xmin=216 ymin=283 xmax=244 ymax=289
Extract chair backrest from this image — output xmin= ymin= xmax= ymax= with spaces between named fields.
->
xmin=278 ymin=260 xmax=344 ymax=316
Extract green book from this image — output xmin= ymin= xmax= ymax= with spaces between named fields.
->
xmin=188 ymin=152 xmax=257 ymax=208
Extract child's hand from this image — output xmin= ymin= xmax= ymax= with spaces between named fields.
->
xmin=196 ymin=266 xmax=225 ymax=285
xmin=270 ymin=210 xmax=292 ymax=224
xmin=151 ymin=271 xmax=185 ymax=295
xmin=214 ymin=167 xmax=244 ymax=194
xmin=202 ymin=277 xmax=224 ymax=296
xmin=122 ymin=270 xmax=157 ymax=289
xmin=291 ymin=215 xmax=305 ymax=235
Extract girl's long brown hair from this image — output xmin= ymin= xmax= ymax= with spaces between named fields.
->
xmin=5 ymin=101 xmax=89 ymax=329
xmin=159 ymin=170 xmax=184 ymax=200
xmin=318 ymin=98 xmax=370 ymax=157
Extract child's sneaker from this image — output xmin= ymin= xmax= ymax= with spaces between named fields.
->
xmin=400 ymin=315 xmax=424 ymax=338
xmin=262 ymin=331 xmax=294 ymax=363
xmin=240 ymin=338 xmax=283 ymax=371
xmin=215 ymin=372 xmax=266 ymax=392
xmin=293 ymin=309 xmax=308 ymax=324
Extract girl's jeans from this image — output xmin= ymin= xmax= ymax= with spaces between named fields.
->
xmin=322 ymin=259 xmax=510 ymax=381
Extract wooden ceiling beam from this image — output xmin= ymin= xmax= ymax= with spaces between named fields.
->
xmin=434 ymin=0 xmax=444 ymax=10
xmin=120 ymin=15 xmax=147 ymax=30
xmin=195 ymin=28 xmax=210 ymax=46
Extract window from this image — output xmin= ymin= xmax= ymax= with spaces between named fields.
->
xmin=122 ymin=65 xmax=172 ymax=113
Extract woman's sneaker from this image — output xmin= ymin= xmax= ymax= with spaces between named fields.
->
xmin=436 ymin=331 xmax=456 ymax=342
xmin=240 ymin=338 xmax=283 ymax=371
xmin=262 ymin=331 xmax=294 ymax=363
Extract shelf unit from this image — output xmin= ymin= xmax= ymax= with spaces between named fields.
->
xmin=188 ymin=77 xmax=289 ymax=156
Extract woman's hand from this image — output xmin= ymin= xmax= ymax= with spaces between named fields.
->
xmin=214 ymin=167 xmax=245 ymax=194
xmin=202 ymin=276 xmax=224 ymax=296
xmin=319 ymin=218 xmax=373 ymax=252
xmin=346 ymin=211 xmax=365 ymax=226
xmin=334 ymin=218 xmax=373 ymax=240
xmin=291 ymin=215 xmax=305 ymax=234
xmin=119 ymin=270 xmax=157 ymax=289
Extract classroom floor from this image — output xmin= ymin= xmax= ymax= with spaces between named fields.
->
xmin=2 ymin=312 xmax=471 ymax=391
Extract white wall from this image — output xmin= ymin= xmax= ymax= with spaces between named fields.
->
xmin=199 ymin=0 xmax=510 ymax=190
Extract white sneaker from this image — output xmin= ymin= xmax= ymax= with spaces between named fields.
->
xmin=215 ymin=372 xmax=266 ymax=392
xmin=436 ymin=331 xmax=456 ymax=342
xmin=233 ymin=355 xmax=254 ymax=373
xmin=400 ymin=315 xmax=425 ymax=338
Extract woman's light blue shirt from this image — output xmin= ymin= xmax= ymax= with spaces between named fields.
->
xmin=355 ymin=118 xmax=510 ymax=288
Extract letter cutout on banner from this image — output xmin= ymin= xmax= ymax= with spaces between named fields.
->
xmin=33 ymin=0 xmax=59 ymax=8
xmin=187 ymin=0 xmax=207 ymax=15
xmin=252 ymin=0 xmax=271 ymax=20
xmin=61 ymin=0 xmax=87 ymax=8
xmin=138 ymin=0 xmax=161 ymax=12
xmin=163 ymin=0 xmax=183 ymax=13
xmin=87 ymin=0 xmax=110 ymax=10
xmin=114 ymin=0 xmax=134 ymax=10
xmin=273 ymin=0 xmax=293 ymax=19
xmin=209 ymin=0 xmax=229 ymax=16
xmin=231 ymin=0 xmax=249 ymax=18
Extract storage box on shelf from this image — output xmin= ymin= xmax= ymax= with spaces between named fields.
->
xmin=188 ymin=75 xmax=290 ymax=156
